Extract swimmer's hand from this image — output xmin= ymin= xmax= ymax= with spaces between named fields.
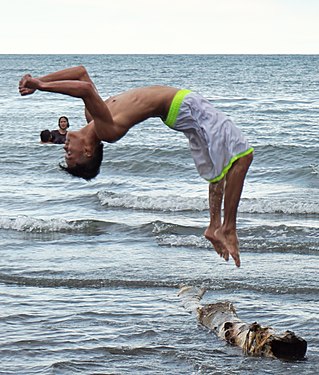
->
xmin=19 ymin=74 xmax=37 ymax=96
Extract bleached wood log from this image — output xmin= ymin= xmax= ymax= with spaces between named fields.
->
xmin=178 ymin=286 xmax=307 ymax=360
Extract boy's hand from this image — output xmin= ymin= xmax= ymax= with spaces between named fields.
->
xmin=19 ymin=74 xmax=36 ymax=96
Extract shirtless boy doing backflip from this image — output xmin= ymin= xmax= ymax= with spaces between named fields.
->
xmin=19 ymin=66 xmax=253 ymax=267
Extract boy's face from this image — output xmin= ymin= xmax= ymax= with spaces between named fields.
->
xmin=63 ymin=131 xmax=87 ymax=167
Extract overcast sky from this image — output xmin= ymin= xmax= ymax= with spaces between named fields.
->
xmin=1 ymin=0 xmax=318 ymax=54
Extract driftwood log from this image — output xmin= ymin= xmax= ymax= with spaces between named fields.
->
xmin=178 ymin=286 xmax=307 ymax=360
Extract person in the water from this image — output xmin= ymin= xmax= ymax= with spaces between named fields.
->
xmin=50 ymin=115 xmax=70 ymax=144
xmin=19 ymin=65 xmax=254 ymax=267
xmin=40 ymin=129 xmax=54 ymax=143
xmin=40 ymin=116 xmax=70 ymax=144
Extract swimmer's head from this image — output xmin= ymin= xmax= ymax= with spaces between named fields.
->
xmin=40 ymin=129 xmax=52 ymax=143
xmin=58 ymin=116 xmax=70 ymax=130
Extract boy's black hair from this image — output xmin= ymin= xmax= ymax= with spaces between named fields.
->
xmin=40 ymin=129 xmax=52 ymax=142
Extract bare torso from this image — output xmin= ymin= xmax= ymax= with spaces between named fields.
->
xmin=104 ymin=86 xmax=180 ymax=130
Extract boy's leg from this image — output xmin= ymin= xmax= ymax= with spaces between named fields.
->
xmin=204 ymin=179 xmax=228 ymax=259
xmin=214 ymin=152 xmax=253 ymax=267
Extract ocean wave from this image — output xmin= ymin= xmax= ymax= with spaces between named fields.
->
xmin=98 ymin=190 xmax=318 ymax=215
xmin=153 ymin=223 xmax=318 ymax=254
xmin=145 ymin=220 xmax=318 ymax=255
xmin=97 ymin=191 xmax=208 ymax=212
xmin=156 ymin=233 xmax=319 ymax=255
xmin=0 ymin=215 xmax=199 ymax=235
xmin=0 ymin=273 xmax=317 ymax=296
xmin=0 ymin=215 xmax=200 ymax=236
xmin=1 ymin=196 xmax=316 ymax=237
xmin=0 ymin=273 xmax=180 ymax=290
xmin=240 ymin=198 xmax=319 ymax=215
xmin=0 ymin=216 xmax=121 ymax=233
xmin=0 ymin=216 xmax=85 ymax=232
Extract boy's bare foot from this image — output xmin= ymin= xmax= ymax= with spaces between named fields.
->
xmin=204 ymin=227 xmax=230 ymax=262
xmin=214 ymin=227 xmax=241 ymax=267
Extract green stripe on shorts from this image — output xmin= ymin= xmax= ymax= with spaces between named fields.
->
xmin=208 ymin=147 xmax=254 ymax=183
xmin=164 ymin=89 xmax=192 ymax=128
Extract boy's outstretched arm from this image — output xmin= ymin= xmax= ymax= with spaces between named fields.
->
xmin=19 ymin=74 xmax=121 ymax=142
xmin=19 ymin=66 xmax=96 ymax=96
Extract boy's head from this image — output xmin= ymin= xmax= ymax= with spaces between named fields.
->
xmin=40 ymin=129 xmax=52 ymax=143
xmin=61 ymin=132 xmax=104 ymax=180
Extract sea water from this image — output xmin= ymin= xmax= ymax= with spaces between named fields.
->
xmin=0 ymin=54 xmax=318 ymax=374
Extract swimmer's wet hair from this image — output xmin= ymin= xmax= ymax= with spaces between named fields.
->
xmin=59 ymin=143 xmax=104 ymax=181
xmin=40 ymin=129 xmax=52 ymax=142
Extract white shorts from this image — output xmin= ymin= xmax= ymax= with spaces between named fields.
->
xmin=164 ymin=90 xmax=254 ymax=182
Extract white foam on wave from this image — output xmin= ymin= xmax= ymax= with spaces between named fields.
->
xmin=0 ymin=215 xmax=85 ymax=232
xmin=98 ymin=189 xmax=318 ymax=216
xmin=97 ymin=191 xmax=208 ymax=212
xmin=156 ymin=234 xmax=208 ymax=248
xmin=240 ymin=197 xmax=319 ymax=215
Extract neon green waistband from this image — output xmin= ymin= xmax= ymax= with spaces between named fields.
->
xmin=164 ymin=89 xmax=192 ymax=128
xmin=208 ymin=147 xmax=254 ymax=183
